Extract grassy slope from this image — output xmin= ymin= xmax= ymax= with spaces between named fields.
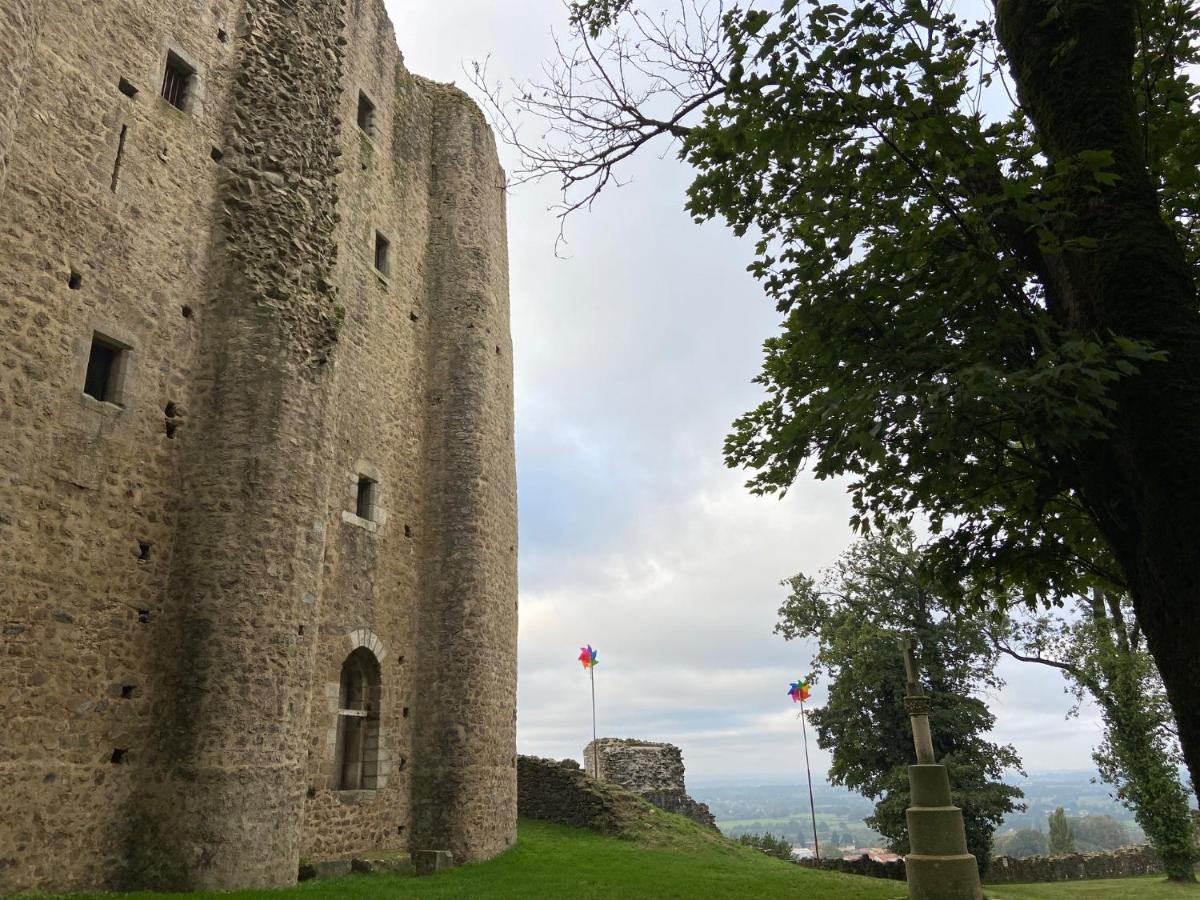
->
xmin=31 ymin=812 xmax=1200 ymax=900
xmin=47 ymin=820 xmax=904 ymax=900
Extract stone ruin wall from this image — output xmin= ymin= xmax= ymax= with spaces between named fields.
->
xmin=794 ymin=844 xmax=1166 ymax=884
xmin=0 ymin=0 xmax=516 ymax=893
xmin=583 ymin=738 xmax=718 ymax=830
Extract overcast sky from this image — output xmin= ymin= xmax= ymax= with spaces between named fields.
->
xmin=387 ymin=0 xmax=1106 ymax=784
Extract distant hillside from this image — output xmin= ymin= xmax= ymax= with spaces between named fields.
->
xmin=691 ymin=770 xmax=1181 ymax=848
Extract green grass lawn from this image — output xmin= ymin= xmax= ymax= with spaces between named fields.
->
xmin=27 ymin=818 xmax=1200 ymax=899
xmin=987 ymin=875 xmax=1200 ymax=899
xmin=43 ymin=820 xmax=905 ymax=900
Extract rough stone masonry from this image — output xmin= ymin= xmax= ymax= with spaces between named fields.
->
xmin=0 ymin=0 xmax=517 ymax=893
xmin=584 ymin=738 xmax=718 ymax=830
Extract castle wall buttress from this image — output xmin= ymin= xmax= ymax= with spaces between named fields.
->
xmin=142 ymin=0 xmax=348 ymax=888
xmin=410 ymin=85 xmax=519 ymax=862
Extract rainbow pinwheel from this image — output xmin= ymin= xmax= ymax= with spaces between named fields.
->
xmin=788 ymin=680 xmax=811 ymax=703
xmin=579 ymin=645 xmax=598 ymax=669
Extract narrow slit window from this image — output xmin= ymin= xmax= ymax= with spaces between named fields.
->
xmin=356 ymin=476 xmax=376 ymax=521
xmin=356 ymin=91 xmax=376 ymax=137
xmin=83 ymin=333 xmax=128 ymax=405
xmin=373 ymin=232 xmax=390 ymax=275
xmin=161 ymin=51 xmax=194 ymax=110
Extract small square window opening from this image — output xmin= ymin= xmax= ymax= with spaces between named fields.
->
xmin=356 ymin=476 xmax=377 ymax=521
xmin=373 ymin=232 xmax=390 ymax=276
xmin=357 ymin=91 xmax=376 ymax=137
xmin=83 ymin=333 xmax=129 ymax=405
xmin=161 ymin=51 xmax=195 ymax=110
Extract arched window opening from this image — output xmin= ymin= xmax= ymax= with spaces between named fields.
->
xmin=334 ymin=647 xmax=381 ymax=790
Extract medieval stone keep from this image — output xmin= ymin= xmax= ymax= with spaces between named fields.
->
xmin=0 ymin=0 xmax=517 ymax=893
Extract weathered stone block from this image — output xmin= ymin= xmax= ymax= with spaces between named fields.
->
xmin=412 ymin=850 xmax=453 ymax=876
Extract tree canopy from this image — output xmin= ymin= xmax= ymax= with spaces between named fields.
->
xmin=776 ymin=528 xmax=1023 ymax=876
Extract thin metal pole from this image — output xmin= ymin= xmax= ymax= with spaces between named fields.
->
xmin=590 ymin=664 xmax=597 ymax=777
xmin=800 ymin=699 xmax=820 ymax=862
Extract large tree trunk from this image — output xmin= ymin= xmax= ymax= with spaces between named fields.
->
xmin=997 ymin=0 xmax=1200 ymax=792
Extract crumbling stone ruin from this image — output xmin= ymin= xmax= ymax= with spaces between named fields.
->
xmin=583 ymin=738 xmax=718 ymax=830
xmin=0 ymin=0 xmax=517 ymax=893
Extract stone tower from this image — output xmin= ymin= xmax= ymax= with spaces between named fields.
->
xmin=0 ymin=0 xmax=517 ymax=893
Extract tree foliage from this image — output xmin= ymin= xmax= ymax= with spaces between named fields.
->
xmin=483 ymin=0 xmax=1200 ymax=791
xmin=998 ymin=827 xmax=1048 ymax=859
xmin=1047 ymin=807 xmax=1076 ymax=856
xmin=776 ymin=528 xmax=1023 ymax=876
xmin=1067 ymin=816 xmax=1131 ymax=853
xmin=996 ymin=594 xmax=1198 ymax=880
xmin=736 ymin=831 xmax=794 ymax=860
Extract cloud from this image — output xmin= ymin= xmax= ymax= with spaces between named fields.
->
xmin=390 ymin=0 xmax=1112 ymax=782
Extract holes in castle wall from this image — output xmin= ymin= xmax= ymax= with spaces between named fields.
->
xmin=217 ymin=28 xmax=228 ymax=42
xmin=68 ymin=270 xmax=82 ymax=290
xmin=120 ymin=685 xmax=135 ymax=699
xmin=137 ymin=541 xmax=151 ymax=561
xmin=402 ymin=706 xmax=409 ymax=718
xmin=210 ymin=146 xmax=224 ymax=163
xmin=118 ymin=77 xmax=138 ymax=98
xmin=111 ymin=124 xmax=128 ymax=192
xmin=137 ymin=609 xmax=151 ymax=624
xmin=181 ymin=305 xmax=194 ymax=319
xmin=408 ymin=310 xmax=419 ymax=322
xmin=110 ymin=748 xmax=127 ymax=764
xmin=356 ymin=475 xmax=377 ymax=521
xmin=83 ymin=332 xmax=130 ymax=405
xmin=164 ymin=401 xmax=181 ymax=438
xmin=403 ymin=524 xmax=412 ymax=538
xmin=356 ymin=91 xmax=376 ymax=137
xmin=373 ymin=231 xmax=390 ymax=276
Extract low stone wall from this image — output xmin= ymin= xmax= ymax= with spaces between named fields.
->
xmin=642 ymin=790 xmax=719 ymax=831
xmin=794 ymin=855 xmax=907 ymax=881
xmin=985 ymin=845 xmax=1163 ymax=883
xmin=517 ymin=756 xmax=629 ymax=834
xmin=795 ymin=844 xmax=1164 ymax=884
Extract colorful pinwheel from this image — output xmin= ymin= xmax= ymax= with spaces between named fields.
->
xmin=579 ymin=645 xmax=598 ymax=669
xmin=788 ymin=680 xmax=811 ymax=703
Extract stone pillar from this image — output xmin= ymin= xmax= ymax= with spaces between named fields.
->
xmin=899 ymin=638 xmax=983 ymax=900
xmin=139 ymin=0 xmax=348 ymax=889
xmin=410 ymin=83 xmax=518 ymax=863
xmin=0 ymin=0 xmax=43 ymax=198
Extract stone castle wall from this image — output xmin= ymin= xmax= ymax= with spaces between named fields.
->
xmin=583 ymin=738 xmax=718 ymax=830
xmin=0 ymin=0 xmax=516 ymax=893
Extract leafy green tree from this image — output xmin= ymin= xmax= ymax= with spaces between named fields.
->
xmin=999 ymin=828 xmax=1049 ymax=859
xmin=997 ymin=594 xmax=1198 ymax=879
xmin=1047 ymin=807 xmax=1077 ymax=855
xmin=775 ymin=528 xmax=1023 ymax=876
xmin=737 ymin=831 xmax=794 ymax=860
xmin=485 ymin=0 xmax=1200 ymax=788
xmin=1068 ymin=815 xmax=1131 ymax=852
